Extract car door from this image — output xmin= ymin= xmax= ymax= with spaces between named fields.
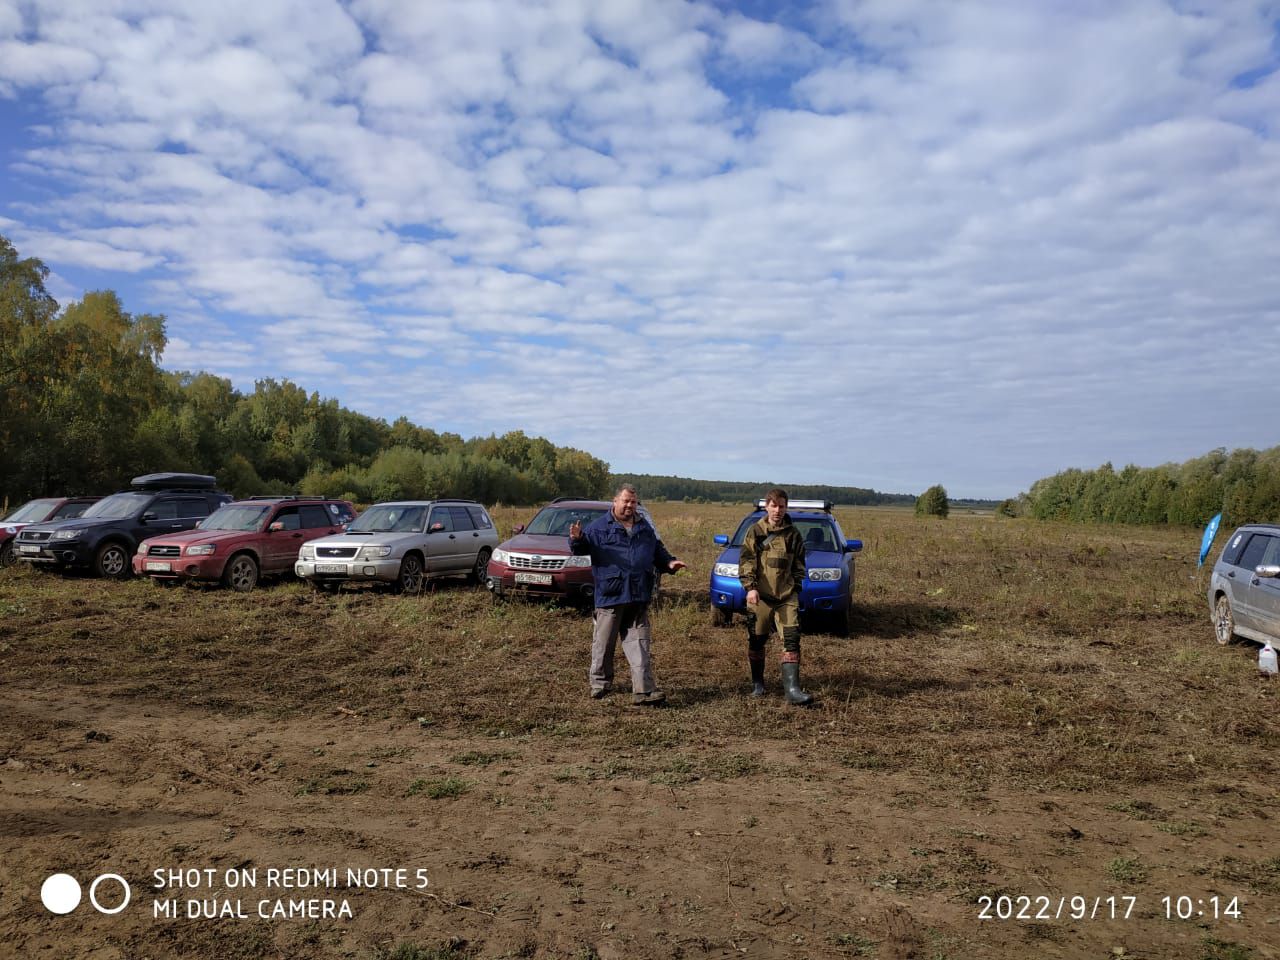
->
xmin=1231 ymin=533 xmax=1275 ymax=633
xmin=1248 ymin=535 xmax=1280 ymax=637
xmin=423 ymin=505 xmax=457 ymax=573
xmin=449 ymin=506 xmax=481 ymax=571
xmin=265 ymin=506 xmax=306 ymax=573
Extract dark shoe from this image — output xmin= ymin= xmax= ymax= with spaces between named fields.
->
xmin=748 ymin=635 xmax=767 ymax=698
xmin=590 ymin=687 xmax=609 ymax=700
xmin=750 ymin=681 xmax=767 ymax=697
xmin=780 ymin=661 xmax=813 ymax=706
xmin=632 ymin=690 xmax=667 ymax=706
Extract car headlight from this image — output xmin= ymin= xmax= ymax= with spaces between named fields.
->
xmin=714 ymin=562 xmax=740 ymax=577
xmin=808 ymin=567 xmax=841 ymax=581
xmin=186 ymin=544 xmax=216 ymax=556
xmin=491 ymin=548 xmax=508 ymax=564
xmin=359 ymin=545 xmax=392 ymax=559
xmin=299 ymin=545 xmax=315 ymax=560
xmin=564 ymin=555 xmax=592 ymax=567
xmin=2 ymin=526 xmax=15 ymax=535
xmin=52 ymin=530 xmax=79 ymax=540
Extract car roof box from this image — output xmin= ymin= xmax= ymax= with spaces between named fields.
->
xmin=755 ymin=498 xmax=832 ymax=512
xmin=131 ymin=472 xmax=218 ymax=491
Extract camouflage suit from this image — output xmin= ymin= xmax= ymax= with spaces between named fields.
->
xmin=739 ymin=515 xmax=813 ymax=703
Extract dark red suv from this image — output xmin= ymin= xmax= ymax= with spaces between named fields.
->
xmin=133 ymin=497 xmax=356 ymax=591
xmin=485 ymin=498 xmax=611 ymax=604
xmin=1 ymin=497 xmax=101 ymax=567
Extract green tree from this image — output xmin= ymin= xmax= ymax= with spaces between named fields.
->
xmin=916 ymin=484 xmax=949 ymax=518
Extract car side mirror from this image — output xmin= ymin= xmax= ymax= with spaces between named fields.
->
xmin=268 ymin=521 xmax=284 ymax=532
xmin=845 ymin=539 xmax=863 ymax=552
xmin=1256 ymin=564 xmax=1280 ymax=579
xmin=713 ymin=534 xmax=729 ymax=545
xmin=513 ymin=523 xmax=526 ymax=534
xmin=430 ymin=522 xmax=445 ymax=533
xmin=141 ymin=512 xmax=156 ymax=522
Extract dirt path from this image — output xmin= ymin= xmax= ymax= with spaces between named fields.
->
xmin=3 ymin=687 xmax=1276 ymax=959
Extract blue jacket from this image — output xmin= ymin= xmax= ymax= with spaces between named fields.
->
xmin=569 ymin=511 xmax=675 ymax=608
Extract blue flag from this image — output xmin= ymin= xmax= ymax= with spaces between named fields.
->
xmin=1198 ymin=512 xmax=1222 ymax=568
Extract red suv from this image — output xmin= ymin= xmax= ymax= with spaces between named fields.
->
xmin=1 ymin=497 xmax=101 ymax=567
xmin=486 ymin=498 xmax=611 ymax=604
xmin=133 ymin=497 xmax=356 ymax=591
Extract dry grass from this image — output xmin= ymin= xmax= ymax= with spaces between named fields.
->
xmin=2 ymin=503 xmax=1276 ymax=802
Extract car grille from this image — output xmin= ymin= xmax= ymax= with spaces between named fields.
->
xmin=18 ymin=530 xmax=51 ymax=542
xmin=507 ymin=553 xmax=567 ymax=571
xmin=147 ymin=545 xmax=181 ymax=558
xmin=317 ymin=546 xmax=358 ymax=559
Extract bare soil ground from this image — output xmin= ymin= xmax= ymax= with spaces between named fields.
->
xmin=1 ymin=505 xmax=1277 ymax=960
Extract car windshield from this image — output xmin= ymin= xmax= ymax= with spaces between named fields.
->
xmin=730 ymin=516 xmax=837 ymax=551
xmin=525 ymin=506 xmax=608 ymax=536
xmin=199 ymin=504 xmax=270 ymax=531
xmin=82 ymin=492 xmax=151 ymax=519
xmin=3 ymin=498 xmax=58 ymax=523
xmin=347 ymin=504 xmax=426 ymax=533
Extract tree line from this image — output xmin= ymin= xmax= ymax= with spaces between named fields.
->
xmin=0 ymin=235 xmax=609 ymax=508
xmin=1009 ymin=447 xmax=1280 ymax=527
xmin=610 ymin=472 xmax=914 ymax=506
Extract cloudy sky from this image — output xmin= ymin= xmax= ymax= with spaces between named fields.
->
xmin=2 ymin=0 xmax=1278 ymax=499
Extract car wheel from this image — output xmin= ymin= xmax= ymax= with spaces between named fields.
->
xmin=1214 ymin=594 xmax=1237 ymax=645
xmin=0 ymin=541 xmax=14 ymax=568
xmin=223 ymin=553 xmax=259 ymax=593
xmin=94 ymin=542 xmax=130 ymax=579
xmin=310 ymin=579 xmax=336 ymax=594
xmin=710 ymin=606 xmax=732 ymax=628
xmin=396 ymin=553 xmax=424 ymax=594
xmin=470 ymin=548 xmax=492 ymax=585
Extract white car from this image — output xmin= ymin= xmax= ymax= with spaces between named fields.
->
xmin=295 ymin=499 xmax=498 ymax=592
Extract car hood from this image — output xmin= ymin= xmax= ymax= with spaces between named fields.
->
xmin=306 ymin=531 xmax=424 ymax=547
xmin=20 ymin=517 xmax=123 ymax=535
xmin=139 ymin=529 xmax=251 ymax=547
xmin=714 ymin=546 xmax=844 ymax=567
xmin=498 ymin=533 xmax=573 ymax=555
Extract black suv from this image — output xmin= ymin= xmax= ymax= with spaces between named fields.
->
xmin=15 ymin=473 xmax=232 ymax=579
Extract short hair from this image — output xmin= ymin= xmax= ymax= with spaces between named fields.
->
xmin=765 ymin=487 xmax=789 ymax=506
xmin=614 ymin=482 xmax=638 ymax=498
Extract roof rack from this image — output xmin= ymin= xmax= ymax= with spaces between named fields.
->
xmin=246 ymin=495 xmax=304 ymax=500
xmin=755 ymin=498 xmax=833 ymax=513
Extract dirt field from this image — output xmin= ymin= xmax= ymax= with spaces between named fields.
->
xmin=1 ymin=505 xmax=1277 ymax=960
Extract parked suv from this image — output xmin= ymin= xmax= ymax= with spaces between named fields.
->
xmin=708 ymin=499 xmax=863 ymax=636
xmin=15 ymin=474 xmax=232 ymax=578
xmin=1 ymin=496 xmax=101 ymax=567
xmin=1208 ymin=523 xmax=1280 ymax=646
xmin=133 ymin=496 xmax=356 ymax=591
xmin=485 ymin=498 xmax=611 ymax=603
xmin=296 ymin=499 xmax=498 ymax=592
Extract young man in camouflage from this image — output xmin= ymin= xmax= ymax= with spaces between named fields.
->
xmin=738 ymin=488 xmax=813 ymax=705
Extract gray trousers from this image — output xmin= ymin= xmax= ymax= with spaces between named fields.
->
xmin=590 ymin=602 xmax=655 ymax=694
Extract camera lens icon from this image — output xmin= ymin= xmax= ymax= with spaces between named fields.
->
xmin=41 ymin=873 xmax=131 ymax=915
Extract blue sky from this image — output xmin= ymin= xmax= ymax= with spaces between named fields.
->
xmin=2 ymin=0 xmax=1279 ymax=499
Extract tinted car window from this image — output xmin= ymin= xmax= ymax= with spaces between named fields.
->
xmin=1221 ymin=530 xmax=1248 ymax=566
xmin=428 ymin=507 xmax=454 ymax=532
xmin=1238 ymin=534 xmax=1273 ymax=572
xmin=1262 ymin=537 xmax=1280 ymax=568
xmin=450 ymin=506 xmax=475 ymax=531
xmin=467 ymin=505 xmax=492 ymax=529
xmin=299 ymin=505 xmax=333 ymax=528
xmin=274 ymin=507 xmax=302 ymax=530
xmin=148 ymin=500 xmax=180 ymax=520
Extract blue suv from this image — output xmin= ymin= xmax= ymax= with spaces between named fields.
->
xmin=709 ymin=499 xmax=863 ymax=635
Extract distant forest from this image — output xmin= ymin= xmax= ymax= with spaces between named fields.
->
xmin=1 ymin=235 xmax=608 ymax=507
xmin=1012 ymin=447 xmax=1280 ymax=527
xmin=610 ymin=473 xmax=916 ymax=506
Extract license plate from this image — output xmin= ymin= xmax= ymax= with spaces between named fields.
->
xmin=515 ymin=572 xmax=553 ymax=585
xmin=145 ymin=561 xmax=172 ymax=572
xmin=315 ymin=564 xmax=346 ymax=574
xmin=18 ymin=544 xmax=40 ymax=554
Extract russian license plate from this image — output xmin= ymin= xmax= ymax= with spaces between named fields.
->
xmin=18 ymin=544 xmax=40 ymax=554
xmin=315 ymin=563 xmax=346 ymax=574
xmin=515 ymin=572 xmax=553 ymax=586
xmin=145 ymin=561 xmax=172 ymax=572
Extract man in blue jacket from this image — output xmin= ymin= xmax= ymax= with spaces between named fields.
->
xmin=569 ymin=483 xmax=686 ymax=704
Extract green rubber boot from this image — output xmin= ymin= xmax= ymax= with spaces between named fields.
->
xmin=780 ymin=656 xmax=813 ymax=706
xmin=748 ymin=642 xmax=766 ymax=697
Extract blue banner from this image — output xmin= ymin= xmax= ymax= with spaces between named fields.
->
xmin=1198 ymin=512 xmax=1222 ymax=568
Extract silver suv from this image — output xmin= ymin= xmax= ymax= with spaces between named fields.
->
xmin=1208 ymin=523 xmax=1280 ymax=645
xmin=295 ymin=499 xmax=498 ymax=592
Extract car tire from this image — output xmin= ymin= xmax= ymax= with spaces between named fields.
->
xmin=0 ymin=541 xmax=14 ymax=568
xmin=94 ymin=541 xmax=131 ymax=579
xmin=396 ymin=553 xmax=424 ymax=594
xmin=470 ymin=548 xmax=492 ymax=585
xmin=1214 ymin=594 xmax=1237 ymax=645
xmin=710 ymin=606 xmax=732 ymax=628
xmin=223 ymin=553 xmax=259 ymax=593
xmin=310 ymin=579 xmax=337 ymax=594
